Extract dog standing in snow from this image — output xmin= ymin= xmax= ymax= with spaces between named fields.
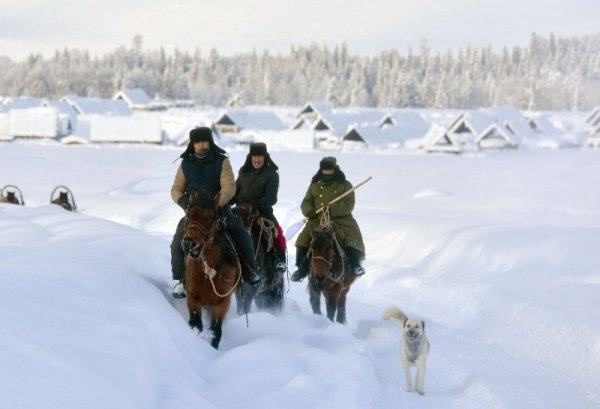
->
xmin=383 ymin=306 xmax=429 ymax=395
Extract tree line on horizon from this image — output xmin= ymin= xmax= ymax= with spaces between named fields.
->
xmin=0 ymin=33 xmax=599 ymax=111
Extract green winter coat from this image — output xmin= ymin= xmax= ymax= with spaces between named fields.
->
xmin=296 ymin=178 xmax=365 ymax=253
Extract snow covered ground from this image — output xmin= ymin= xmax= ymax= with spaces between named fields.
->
xmin=1 ymin=141 xmax=599 ymax=409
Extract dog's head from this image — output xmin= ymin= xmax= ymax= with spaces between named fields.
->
xmin=403 ymin=319 xmax=425 ymax=342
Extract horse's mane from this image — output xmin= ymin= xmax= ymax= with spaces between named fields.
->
xmin=188 ymin=191 xmax=215 ymax=209
xmin=188 ymin=191 xmax=238 ymax=266
xmin=312 ymin=228 xmax=332 ymax=247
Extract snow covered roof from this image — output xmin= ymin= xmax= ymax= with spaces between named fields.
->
xmin=312 ymin=110 xmax=385 ymax=136
xmin=342 ymin=125 xmax=388 ymax=148
xmin=63 ymin=95 xmax=133 ymax=116
xmin=215 ymin=108 xmax=286 ymax=131
xmin=0 ymin=96 xmax=43 ymax=112
xmin=114 ymin=89 xmax=152 ymax=109
xmin=297 ymin=101 xmax=333 ymax=118
xmin=475 ymin=123 xmax=515 ymax=149
xmin=421 ymin=123 xmax=461 ymax=153
xmin=291 ymin=116 xmax=315 ymax=130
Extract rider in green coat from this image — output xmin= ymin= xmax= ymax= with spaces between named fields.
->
xmin=291 ymin=157 xmax=366 ymax=281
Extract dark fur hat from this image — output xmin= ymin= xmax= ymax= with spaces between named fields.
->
xmin=311 ymin=157 xmax=345 ymax=183
xmin=189 ymin=127 xmax=213 ymax=143
xmin=249 ymin=142 xmax=268 ymax=156
xmin=319 ymin=156 xmax=338 ymax=170
xmin=180 ymin=126 xmax=227 ymax=159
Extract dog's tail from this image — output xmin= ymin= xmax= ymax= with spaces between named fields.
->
xmin=383 ymin=306 xmax=408 ymax=325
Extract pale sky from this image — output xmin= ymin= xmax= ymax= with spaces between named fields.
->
xmin=1 ymin=0 xmax=599 ymax=60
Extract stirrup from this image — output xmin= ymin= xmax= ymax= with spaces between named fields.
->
xmin=246 ymin=270 xmax=261 ymax=286
xmin=172 ymin=281 xmax=186 ymax=298
xmin=274 ymin=261 xmax=287 ymax=273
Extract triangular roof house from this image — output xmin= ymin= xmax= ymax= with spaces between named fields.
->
xmin=113 ymin=88 xmax=152 ymax=110
xmin=291 ymin=116 xmax=315 ymax=130
xmin=215 ymin=108 xmax=286 ymax=133
xmin=420 ymin=123 xmax=461 ymax=153
xmin=63 ymin=95 xmax=133 ymax=116
xmin=297 ymin=101 xmax=333 ymax=119
xmin=341 ymin=125 xmax=389 ymax=149
xmin=447 ymin=106 xmax=525 ymax=148
xmin=312 ymin=110 xmax=385 ymax=137
xmin=475 ymin=123 xmax=516 ymax=149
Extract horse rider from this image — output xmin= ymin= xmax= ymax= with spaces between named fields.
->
xmin=231 ymin=142 xmax=287 ymax=275
xmin=170 ymin=127 xmax=261 ymax=298
xmin=290 ymin=156 xmax=366 ymax=282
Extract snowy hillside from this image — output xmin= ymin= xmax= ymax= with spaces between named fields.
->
xmin=0 ymin=142 xmax=599 ymax=409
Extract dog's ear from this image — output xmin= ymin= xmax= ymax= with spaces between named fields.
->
xmin=421 ymin=320 xmax=425 ymax=330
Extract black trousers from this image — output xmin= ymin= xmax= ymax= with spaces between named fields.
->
xmin=170 ymin=206 xmax=258 ymax=281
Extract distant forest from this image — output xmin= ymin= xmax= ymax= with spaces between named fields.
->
xmin=1 ymin=33 xmax=599 ymax=110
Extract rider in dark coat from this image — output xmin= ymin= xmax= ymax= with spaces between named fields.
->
xmin=232 ymin=142 xmax=287 ymax=273
xmin=291 ymin=156 xmax=366 ymax=282
xmin=170 ymin=127 xmax=261 ymax=298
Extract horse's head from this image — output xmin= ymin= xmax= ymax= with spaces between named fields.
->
xmin=182 ymin=192 xmax=220 ymax=258
xmin=232 ymin=201 xmax=255 ymax=230
xmin=310 ymin=227 xmax=335 ymax=280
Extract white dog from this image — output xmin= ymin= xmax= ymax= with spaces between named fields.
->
xmin=383 ymin=306 xmax=429 ymax=395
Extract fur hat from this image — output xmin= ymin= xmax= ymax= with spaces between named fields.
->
xmin=189 ymin=127 xmax=213 ymax=143
xmin=319 ymin=156 xmax=337 ymax=170
xmin=249 ymin=142 xmax=268 ymax=156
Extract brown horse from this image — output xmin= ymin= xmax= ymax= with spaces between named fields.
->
xmin=182 ymin=193 xmax=242 ymax=349
xmin=232 ymin=203 xmax=284 ymax=314
xmin=308 ymin=225 xmax=356 ymax=324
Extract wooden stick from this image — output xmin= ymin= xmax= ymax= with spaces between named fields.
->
xmin=316 ymin=176 xmax=373 ymax=214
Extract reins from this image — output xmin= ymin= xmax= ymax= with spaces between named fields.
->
xmin=310 ymin=207 xmax=348 ymax=283
xmin=186 ymin=216 xmax=242 ymax=298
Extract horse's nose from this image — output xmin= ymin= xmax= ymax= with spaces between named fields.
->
xmin=182 ymin=238 xmax=194 ymax=253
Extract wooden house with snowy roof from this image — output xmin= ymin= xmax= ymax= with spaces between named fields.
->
xmin=62 ymin=95 xmax=133 ymax=116
xmin=420 ymin=123 xmax=461 ymax=153
xmin=475 ymin=123 xmax=516 ymax=149
xmin=341 ymin=125 xmax=389 ymax=149
xmin=113 ymin=88 xmax=152 ymax=111
xmin=297 ymin=101 xmax=333 ymax=119
xmin=215 ymin=108 xmax=286 ymax=133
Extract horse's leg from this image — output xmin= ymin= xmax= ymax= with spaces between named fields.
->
xmin=308 ymin=281 xmax=322 ymax=315
xmin=325 ymin=290 xmax=338 ymax=322
xmin=188 ymin=310 xmax=203 ymax=331
xmin=336 ymin=287 xmax=351 ymax=324
xmin=209 ymin=299 xmax=231 ymax=350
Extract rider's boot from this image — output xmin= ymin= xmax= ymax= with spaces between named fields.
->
xmin=346 ymin=246 xmax=366 ymax=277
xmin=290 ymin=246 xmax=309 ymax=282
